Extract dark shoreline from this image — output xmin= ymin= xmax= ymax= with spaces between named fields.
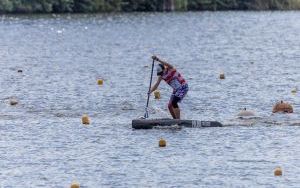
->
xmin=0 ymin=9 xmax=300 ymax=16
xmin=1 ymin=0 xmax=300 ymax=14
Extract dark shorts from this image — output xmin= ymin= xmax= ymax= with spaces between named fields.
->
xmin=169 ymin=84 xmax=188 ymax=105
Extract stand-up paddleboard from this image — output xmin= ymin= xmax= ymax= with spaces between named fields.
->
xmin=132 ymin=118 xmax=223 ymax=129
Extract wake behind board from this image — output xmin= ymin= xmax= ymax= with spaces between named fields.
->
xmin=132 ymin=118 xmax=223 ymax=129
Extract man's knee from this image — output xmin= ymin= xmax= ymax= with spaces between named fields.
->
xmin=171 ymin=96 xmax=180 ymax=108
xmin=172 ymin=100 xmax=179 ymax=108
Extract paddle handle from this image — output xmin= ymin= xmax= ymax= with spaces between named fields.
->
xmin=144 ymin=59 xmax=155 ymax=118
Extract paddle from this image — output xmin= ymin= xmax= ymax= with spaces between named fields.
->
xmin=144 ymin=59 xmax=155 ymax=118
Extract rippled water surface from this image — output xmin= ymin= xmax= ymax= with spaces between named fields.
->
xmin=1 ymin=12 xmax=300 ymax=187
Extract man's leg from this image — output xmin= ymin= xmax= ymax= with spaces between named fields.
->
xmin=173 ymin=107 xmax=180 ymax=119
xmin=171 ymin=96 xmax=181 ymax=119
xmin=168 ymin=102 xmax=176 ymax=119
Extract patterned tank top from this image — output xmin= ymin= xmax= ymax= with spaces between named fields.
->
xmin=162 ymin=68 xmax=186 ymax=90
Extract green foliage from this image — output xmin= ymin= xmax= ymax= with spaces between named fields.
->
xmin=73 ymin=0 xmax=121 ymax=12
xmin=122 ymin=0 xmax=161 ymax=11
xmin=73 ymin=0 xmax=94 ymax=12
xmin=0 ymin=0 xmax=300 ymax=13
xmin=287 ymin=0 xmax=300 ymax=9
xmin=175 ymin=0 xmax=188 ymax=11
xmin=53 ymin=0 xmax=74 ymax=12
xmin=104 ymin=0 xmax=122 ymax=12
xmin=0 ymin=0 xmax=13 ymax=13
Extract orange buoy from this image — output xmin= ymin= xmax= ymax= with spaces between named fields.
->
xmin=82 ymin=114 xmax=90 ymax=125
xmin=97 ymin=79 xmax=103 ymax=85
xmin=70 ymin=182 xmax=80 ymax=188
xmin=159 ymin=139 xmax=166 ymax=147
xmin=274 ymin=167 xmax=282 ymax=176
xmin=154 ymin=90 xmax=160 ymax=99
xmin=272 ymin=101 xmax=293 ymax=113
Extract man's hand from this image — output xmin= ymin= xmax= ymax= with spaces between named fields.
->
xmin=152 ymin=55 xmax=159 ymax=61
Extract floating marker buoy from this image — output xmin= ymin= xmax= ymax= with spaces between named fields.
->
xmin=70 ymin=182 xmax=80 ymax=188
xmin=274 ymin=167 xmax=282 ymax=176
xmin=97 ymin=79 xmax=103 ymax=85
xmin=17 ymin=70 xmax=23 ymax=73
xmin=272 ymin=101 xmax=293 ymax=113
xmin=159 ymin=138 xmax=166 ymax=147
xmin=154 ymin=90 xmax=160 ymax=99
xmin=291 ymin=88 xmax=297 ymax=94
xmin=10 ymin=99 xmax=18 ymax=106
xmin=82 ymin=114 xmax=90 ymax=125
xmin=219 ymin=72 xmax=225 ymax=79
xmin=237 ymin=108 xmax=255 ymax=117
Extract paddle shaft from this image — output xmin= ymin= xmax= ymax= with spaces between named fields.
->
xmin=144 ymin=59 xmax=155 ymax=118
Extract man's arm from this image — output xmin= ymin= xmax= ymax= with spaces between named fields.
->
xmin=149 ymin=76 xmax=163 ymax=93
xmin=152 ymin=56 xmax=174 ymax=69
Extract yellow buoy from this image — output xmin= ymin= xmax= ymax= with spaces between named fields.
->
xmin=219 ymin=72 xmax=225 ymax=79
xmin=159 ymin=138 xmax=166 ymax=147
xmin=97 ymin=79 xmax=103 ymax=85
xmin=10 ymin=99 xmax=18 ymax=106
xmin=70 ymin=182 xmax=80 ymax=188
xmin=154 ymin=90 xmax=160 ymax=99
xmin=82 ymin=114 xmax=90 ymax=125
xmin=272 ymin=101 xmax=293 ymax=113
xmin=274 ymin=167 xmax=282 ymax=176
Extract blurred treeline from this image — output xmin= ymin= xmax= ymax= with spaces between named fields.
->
xmin=1 ymin=0 xmax=300 ymax=13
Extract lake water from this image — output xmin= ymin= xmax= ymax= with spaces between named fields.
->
xmin=0 ymin=11 xmax=300 ymax=187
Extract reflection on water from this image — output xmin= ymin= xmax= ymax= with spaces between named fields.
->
xmin=0 ymin=12 xmax=300 ymax=187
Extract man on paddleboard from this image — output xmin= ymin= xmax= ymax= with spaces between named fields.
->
xmin=149 ymin=55 xmax=188 ymax=119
